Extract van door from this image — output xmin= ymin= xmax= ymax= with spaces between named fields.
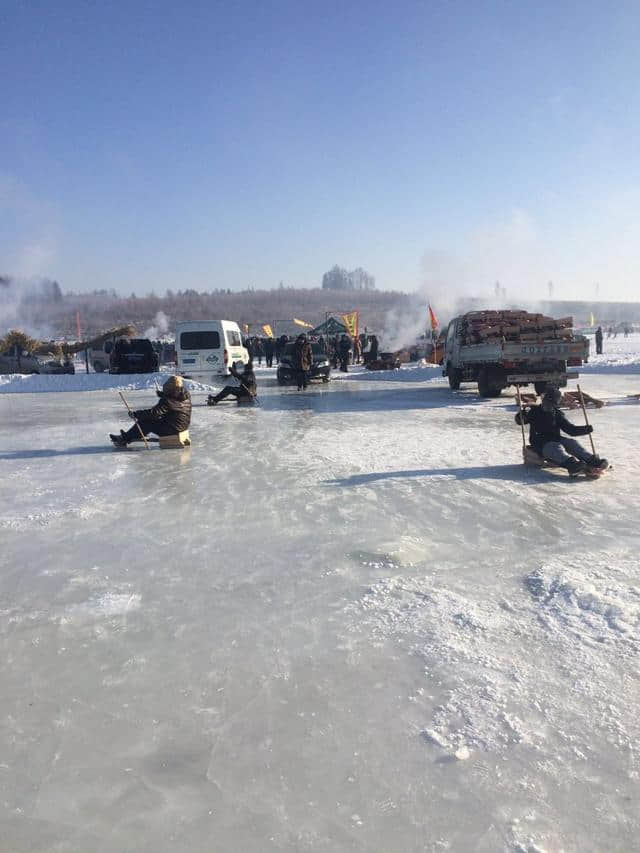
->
xmin=224 ymin=327 xmax=246 ymax=367
xmin=179 ymin=329 xmax=222 ymax=372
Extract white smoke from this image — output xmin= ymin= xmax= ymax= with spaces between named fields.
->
xmin=380 ymin=210 xmax=550 ymax=350
xmin=0 ymin=276 xmax=56 ymax=338
xmin=380 ymin=301 xmax=430 ymax=352
xmin=144 ymin=311 xmax=170 ymax=340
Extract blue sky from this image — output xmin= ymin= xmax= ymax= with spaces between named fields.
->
xmin=2 ymin=0 xmax=639 ymax=299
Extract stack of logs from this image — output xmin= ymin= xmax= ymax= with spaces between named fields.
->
xmin=462 ymin=310 xmax=574 ymax=345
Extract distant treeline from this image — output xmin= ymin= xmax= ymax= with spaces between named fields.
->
xmin=3 ymin=281 xmax=415 ymax=338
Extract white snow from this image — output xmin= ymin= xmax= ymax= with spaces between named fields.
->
xmin=0 ymin=355 xmax=639 ymax=851
xmin=0 ymin=370 xmax=217 ymax=394
xmin=339 ymin=361 xmax=443 ymax=383
xmin=580 ymin=332 xmax=640 ymax=373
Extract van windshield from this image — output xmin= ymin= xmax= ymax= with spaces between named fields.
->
xmin=180 ymin=331 xmax=220 ymax=350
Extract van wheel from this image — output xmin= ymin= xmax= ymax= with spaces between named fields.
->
xmin=447 ymin=366 xmax=462 ymax=390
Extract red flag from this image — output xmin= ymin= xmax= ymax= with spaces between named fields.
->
xmin=428 ymin=304 xmax=438 ymax=331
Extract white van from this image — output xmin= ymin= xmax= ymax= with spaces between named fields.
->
xmin=175 ymin=321 xmax=249 ymax=380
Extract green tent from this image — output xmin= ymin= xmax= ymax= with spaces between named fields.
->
xmin=310 ymin=317 xmax=348 ymax=336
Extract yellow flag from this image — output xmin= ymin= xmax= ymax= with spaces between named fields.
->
xmin=293 ymin=318 xmax=313 ymax=328
xmin=342 ymin=311 xmax=359 ymax=338
xmin=589 ymin=312 xmax=595 ymax=327
xmin=262 ymin=324 xmax=274 ymax=338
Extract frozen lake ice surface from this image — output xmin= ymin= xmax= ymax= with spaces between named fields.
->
xmin=1 ymin=346 xmax=639 ymax=852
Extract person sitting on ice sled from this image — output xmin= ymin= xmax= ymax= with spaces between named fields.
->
xmin=110 ymin=375 xmax=192 ymax=447
xmin=207 ymin=360 xmax=256 ymax=405
xmin=515 ymin=387 xmax=607 ymax=475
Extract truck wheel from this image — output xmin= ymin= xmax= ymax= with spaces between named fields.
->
xmin=478 ymin=369 xmax=503 ymax=398
xmin=534 ymin=381 xmax=547 ymax=395
xmin=477 ymin=369 xmax=492 ymax=397
xmin=447 ymin=366 xmax=462 ymax=390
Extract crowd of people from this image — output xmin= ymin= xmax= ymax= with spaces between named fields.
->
xmin=243 ymin=331 xmax=380 ymax=372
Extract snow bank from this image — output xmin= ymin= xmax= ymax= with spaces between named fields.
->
xmin=580 ymin=333 xmax=640 ymax=374
xmin=338 ymin=362 xmax=443 ymax=383
xmin=0 ymin=371 xmax=216 ymax=394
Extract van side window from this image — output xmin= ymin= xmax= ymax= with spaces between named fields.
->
xmin=226 ymin=330 xmax=241 ymax=347
xmin=181 ymin=331 xmax=220 ymax=350
xmin=446 ymin=322 xmax=456 ymax=346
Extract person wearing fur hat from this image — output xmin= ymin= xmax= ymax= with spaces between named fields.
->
xmin=293 ymin=334 xmax=313 ymax=390
xmin=110 ymin=375 xmax=192 ymax=447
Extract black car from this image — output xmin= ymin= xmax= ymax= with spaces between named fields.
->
xmin=277 ymin=342 xmax=331 ymax=385
xmin=109 ymin=338 xmax=159 ymax=374
xmin=40 ymin=359 xmax=75 ymax=375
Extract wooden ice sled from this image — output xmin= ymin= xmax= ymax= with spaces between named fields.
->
xmin=157 ymin=430 xmax=191 ymax=448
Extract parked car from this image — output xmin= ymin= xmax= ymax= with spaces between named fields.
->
xmin=0 ymin=345 xmax=41 ymax=374
xmin=39 ymin=359 xmax=75 ymax=375
xmin=277 ymin=342 xmax=331 ymax=385
xmin=109 ymin=338 xmax=159 ymax=374
xmin=90 ymin=338 xmax=118 ymax=372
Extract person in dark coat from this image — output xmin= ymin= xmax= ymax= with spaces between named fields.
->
xmin=595 ymin=326 xmax=603 ymax=354
xmin=369 ymin=334 xmax=379 ymax=362
xmin=275 ymin=334 xmax=288 ymax=364
xmin=359 ymin=331 xmax=367 ymax=356
xmin=338 ymin=335 xmax=351 ymax=372
xmin=515 ymin=388 xmax=607 ymax=474
xmin=331 ymin=335 xmax=340 ymax=369
xmin=110 ymin=375 xmax=192 ymax=446
xmin=264 ymin=336 xmax=275 ymax=367
xmin=207 ymin=360 xmax=257 ymax=405
xmin=293 ymin=334 xmax=313 ymax=390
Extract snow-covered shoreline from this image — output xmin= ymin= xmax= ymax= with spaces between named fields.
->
xmin=2 ymin=334 xmax=639 ymax=393
xmin=0 ymin=370 xmax=217 ymax=394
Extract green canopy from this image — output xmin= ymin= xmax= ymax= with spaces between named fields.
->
xmin=310 ymin=317 xmax=348 ymax=336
